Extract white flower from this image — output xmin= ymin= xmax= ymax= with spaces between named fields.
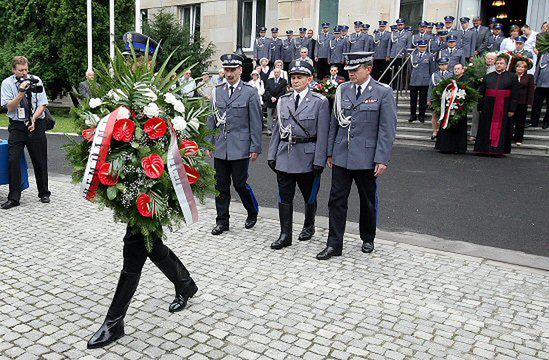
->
xmin=188 ymin=117 xmax=200 ymax=131
xmin=85 ymin=114 xmax=100 ymax=127
xmin=172 ymin=116 xmax=187 ymax=132
xmin=89 ymin=98 xmax=103 ymax=109
xmin=164 ymin=92 xmax=177 ymax=105
xmin=106 ymin=89 xmax=123 ymax=102
xmin=117 ymin=107 xmax=131 ymax=120
xmin=174 ymin=100 xmax=185 ymax=114
xmin=143 ymin=103 xmax=160 ymax=117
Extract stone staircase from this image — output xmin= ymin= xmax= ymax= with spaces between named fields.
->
xmin=394 ymin=91 xmax=549 ymax=156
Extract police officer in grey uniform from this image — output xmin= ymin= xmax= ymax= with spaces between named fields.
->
xmin=444 ymin=16 xmax=461 ymax=41
xmin=439 ymin=35 xmax=465 ymax=69
xmin=372 ymin=20 xmax=391 ymax=82
xmin=295 ymin=28 xmax=312 ymax=60
xmin=207 ymin=53 xmax=263 ymax=236
xmin=362 ymin=24 xmax=374 ymax=52
xmin=254 ymin=27 xmax=271 ymax=66
xmin=282 ymin=30 xmax=296 ymax=71
xmin=348 ymin=21 xmax=367 ymax=52
xmin=486 ymin=23 xmax=505 ymax=52
xmin=267 ymin=60 xmax=331 ymax=250
xmin=409 ymin=40 xmax=433 ymax=123
xmin=530 ymin=53 xmax=549 ymax=129
xmin=317 ymin=52 xmax=397 ymax=260
xmin=329 ymin=26 xmax=347 ymax=78
xmin=315 ymin=22 xmax=334 ymax=80
xmin=269 ymin=27 xmax=283 ymax=65
xmin=427 ymin=57 xmax=453 ymax=139
xmin=388 ymin=18 xmax=412 ymax=89
xmin=457 ymin=17 xmax=476 ymax=61
xmin=412 ymin=21 xmax=433 ymax=48
xmin=430 ymin=30 xmax=448 ymax=57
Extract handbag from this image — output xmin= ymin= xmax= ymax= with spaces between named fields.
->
xmin=44 ymin=108 xmax=55 ymax=131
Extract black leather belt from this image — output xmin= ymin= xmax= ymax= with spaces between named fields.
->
xmin=281 ymin=136 xmax=317 ymax=144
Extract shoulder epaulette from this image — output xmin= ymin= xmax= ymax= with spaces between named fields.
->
xmin=215 ymin=83 xmax=225 ymax=88
xmin=280 ymin=92 xmax=293 ymax=98
xmin=310 ymin=91 xmax=328 ymax=101
xmin=373 ymin=80 xmax=391 ymax=88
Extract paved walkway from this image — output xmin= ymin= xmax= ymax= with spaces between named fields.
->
xmin=0 ymin=177 xmax=548 ymax=360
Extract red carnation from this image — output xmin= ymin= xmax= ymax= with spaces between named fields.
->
xmin=137 ymin=193 xmax=154 ymax=217
xmin=180 ymin=140 xmax=199 ymax=157
xmin=82 ymin=128 xmax=96 ymax=142
xmin=141 ymin=154 xmax=165 ymax=179
xmin=144 ymin=117 xmax=167 ymax=139
xmin=184 ymin=164 xmax=200 ymax=185
xmin=112 ymin=119 xmax=136 ymax=142
xmin=98 ymin=162 xmax=119 ymax=186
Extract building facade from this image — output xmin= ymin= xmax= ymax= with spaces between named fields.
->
xmin=141 ymin=0 xmax=547 ymax=67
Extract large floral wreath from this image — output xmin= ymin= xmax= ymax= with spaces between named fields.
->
xmin=65 ymin=44 xmax=216 ymax=250
xmin=312 ymin=78 xmax=344 ymax=98
xmin=432 ymin=78 xmax=479 ymax=129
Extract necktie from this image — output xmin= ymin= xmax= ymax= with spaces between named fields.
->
xmin=356 ymin=85 xmax=362 ymax=100
xmin=295 ymin=94 xmax=300 ymax=110
xmin=229 ymin=85 xmax=234 ymax=98
xmin=440 ymin=71 xmax=444 ymax=77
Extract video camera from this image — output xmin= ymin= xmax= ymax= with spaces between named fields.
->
xmin=16 ymin=75 xmax=43 ymax=93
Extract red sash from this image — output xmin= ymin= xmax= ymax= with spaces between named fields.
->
xmin=486 ymin=89 xmax=511 ymax=148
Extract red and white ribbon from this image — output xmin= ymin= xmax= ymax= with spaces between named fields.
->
xmin=81 ymin=107 xmax=119 ymax=201
xmin=438 ymin=80 xmax=458 ymax=130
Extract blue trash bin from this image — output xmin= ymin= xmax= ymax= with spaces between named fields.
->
xmin=0 ymin=140 xmax=30 ymax=190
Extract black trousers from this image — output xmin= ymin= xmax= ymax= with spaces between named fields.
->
xmin=283 ymin=62 xmax=291 ymax=72
xmin=7 ymin=119 xmax=50 ymax=203
xmin=513 ymin=104 xmax=528 ymax=142
xmin=122 ymin=226 xmax=170 ymax=273
xmin=327 ymin=165 xmax=377 ymax=250
xmin=316 ymin=58 xmax=330 ymax=80
xmin=410 ymin=86 xmax=429 ymax=118
xmin=214 ymin=158 xmax=258 ymax=226
xmin=530 ymin=87 xmax=549 ymax=127
xmin=373 ymin=59 xmax=389 ymax=83
xmin=276 ymin=171 xmax=321 ymax=205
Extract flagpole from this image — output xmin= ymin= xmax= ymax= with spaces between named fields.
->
xmin=87 ymin=0 xmax=93 ymax=71
xmin=110 ymin=0 xmax=115 ymax=60
xmin=135 ymin=0 xmax=141 ymax=33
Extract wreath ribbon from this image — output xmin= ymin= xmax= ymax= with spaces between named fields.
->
xmin=438 ymin=80 xmax=458 ymax=130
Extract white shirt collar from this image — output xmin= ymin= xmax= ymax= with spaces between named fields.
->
xmin=355 ymin=77 xmax=372 ymax=93
xmin=293 ymin=87 xmax=309 ymax=100
xmin=227 ymin=79 xmax=240 ymax=90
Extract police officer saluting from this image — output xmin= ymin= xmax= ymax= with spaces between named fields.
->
xmin=268 ymin=60 xmax=330 ymax=250
xmin=207 ymin=53 xmax=263 ymax=235
xmin=317 ymin=52 xmax=397 ymax=260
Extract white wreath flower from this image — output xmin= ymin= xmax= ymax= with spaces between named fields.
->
xmin=143 ymin=103 xmax=160 ymax=117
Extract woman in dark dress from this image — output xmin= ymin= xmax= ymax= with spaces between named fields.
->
xmin=512 ymin=60 xmax=535 ymax=145
xmin=435 ymin=63 xmax=469 ymax=154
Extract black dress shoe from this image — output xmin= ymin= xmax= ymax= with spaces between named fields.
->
xmin=361 ymin=241 xmax=374 ymax=253
xmin=418 ymin=115 xmax=425 ymax=123
xmin=1 ymin=200 xmax=19 ymax=210
xmin=244 ymin=215 xmax=257 ymax=229
xmin=316 ymin=246 xmax=342 ymax=260
xmin=40 ymin=195 xmax=50 ymax=204
xmin=543 ymin=124 xmax=549 ymax=130
xmin=408 ymin=116 xmax=417 ymax=122
xmin=211 ymin=224 xmax=229 ymax=235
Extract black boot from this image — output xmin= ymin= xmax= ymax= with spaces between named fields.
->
xmin=271 ymin=203 xmax=293 ymax=250
xmin=87 ymin=271 xmax=141 ymax=349
xmin=298 ymin=202 xmax=317 ymax=241
xmin=152 ymin=250 xmax=198 ymax=313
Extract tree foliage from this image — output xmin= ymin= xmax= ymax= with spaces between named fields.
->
xmin=0 ymin=0 xmax=135 ymax=98
xmin=143 ymin=10 xmax=215 ymax=79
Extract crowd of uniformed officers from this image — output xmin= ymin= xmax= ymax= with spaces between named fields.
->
xmin=207 ymin=51 xmax=397 ymax=260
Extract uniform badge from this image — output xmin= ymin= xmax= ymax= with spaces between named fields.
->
xmin=364 ymin=99 xmax=378 ymax=104
xmin=227 ymin=54 xmax=232 ymax=60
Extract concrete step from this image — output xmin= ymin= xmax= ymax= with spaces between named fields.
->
xmin=396 ymin=119 xmax=549 ymax=134
xmin=395 ymin=102 xmax=545 ymax=117
xmin=395 ymin=133 xmax=549 ymax=156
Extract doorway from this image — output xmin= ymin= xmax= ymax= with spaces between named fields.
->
xmin=481 ymin=0 xmax=528 ymax=30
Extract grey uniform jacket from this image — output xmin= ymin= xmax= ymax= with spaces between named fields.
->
xmin=410 ymin=51 xmax=433 ymax=87
xmin=270 ymin=38 xmax=283 ymax=63
xmin=254 ymin=37 xmax=271 ymax=61
xmin=282 ymin=39 xmax=295 ymax=62
xmin=472 ymin=26 xmax=490 ymax=54
xmin=486 ymin=34 xmax=505 ymax=52
xmin=315 ymin=32 xmax=334 ymax=59
xmin=427 ymin=70 xmax=453 ymax=101
xmin=439 ymin=47 xmax=465 ymax=69
xmin=328 ymin=80 xmax=397 ymax=170
xmin=412 ymin=32 xmax=433 ymax=47
xmin=534 ymin=54 xmax=549 ymax=88
xmin=294 ymin=37 xmax=312 ymax=59
xmin=207 ymin=82 xmax=263 ymax=160
xmin=268 ymin=91 xmax=330 ymax=173
xmin=388 ymin=30 xmax=412 ymax=58
xmin=329 ymin=38 xmax=346 ymax=64
xmin=373 ymin=30 xmax=391 ymax=59
xmin=458 ymin=29 xmax=476 ymax=58
xmin=430 ymin=39 xmax=447 ymax=56
xmin=347 ymin=32 xmax=368 ymax=52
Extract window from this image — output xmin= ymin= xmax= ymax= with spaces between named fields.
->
xmin=318 ymin=0 xmax=339 ymax=33
xmin=179 ymin=4 xmax=201 ymax=40
xmin=241 ymin=0 xmax=266 ymax=51
xmin=399 ymin=0 xmax=423 ymax=30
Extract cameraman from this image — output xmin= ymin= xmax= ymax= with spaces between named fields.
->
xmin=0 ymin=56 xmax=50 ymax=209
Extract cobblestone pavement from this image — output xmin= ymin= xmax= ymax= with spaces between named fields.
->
xmin=1 ymin=176 xmax=548 ymax=360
